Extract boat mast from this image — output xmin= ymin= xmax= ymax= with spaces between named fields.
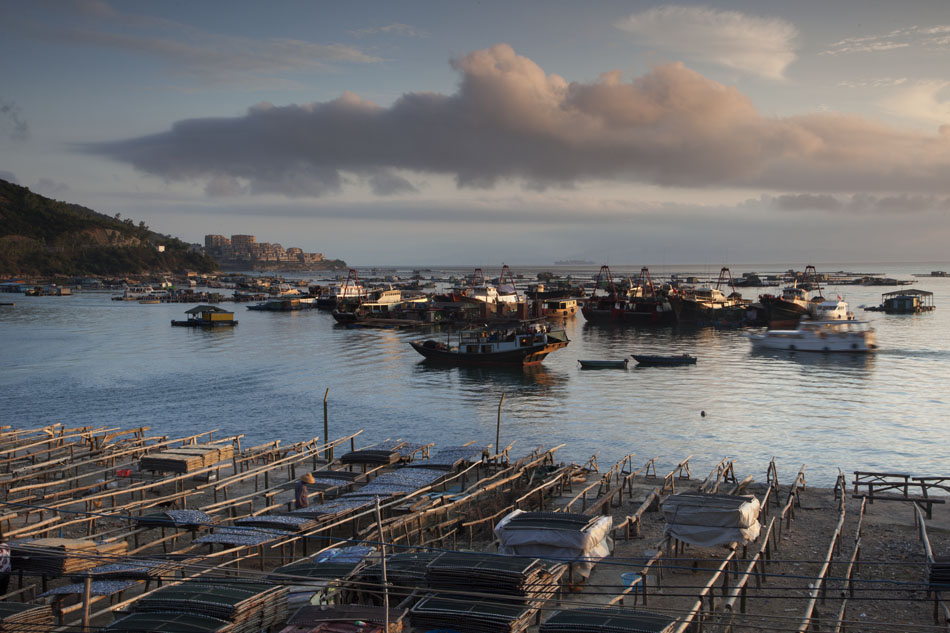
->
xmin=499 ymin=264 xmax=520 ymax=300
xmin=716 ymin=267 xmax=737 ymax=294
xmin=638 ymin=267 xmax=656 ymax=298
xmin=594 ymin=265 xmax=617 ymax=299
xmin=804 ymin=264 xmax=822 ymax=296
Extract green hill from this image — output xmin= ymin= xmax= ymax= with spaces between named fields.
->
xmin=0 ymin=179 xmax=217 ymax=276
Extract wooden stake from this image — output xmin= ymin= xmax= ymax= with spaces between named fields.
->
xmin=81 ymin=574 xmax=92 ymax=630
xmin=375 ymin=496 xmax=390 ymax=633
xmin=496 ymin=392 xmax=505 ymax=454
xmin=324 ymin=388 xmax=331 ymax=462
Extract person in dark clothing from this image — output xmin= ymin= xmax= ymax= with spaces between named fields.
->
xmin=295 ymin=472 xmax=315 ymax=509
xmin=0 ymin=526 xmax=9 ymax=596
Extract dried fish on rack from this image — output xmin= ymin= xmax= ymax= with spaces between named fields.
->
xmin=195 ymin=528 xmax=278 ymax=547
xmin=136 ymin=509 xmax=214 ymax=529
xmin=234 ymin=514 xmax=321 ymax=532
xmin=412 ymin=445 xmax=489 ymax=469
xmin=41 ymin=579 xmax=138 ymax=597
xmin=339 ymin=440 xmax=407 ymax=465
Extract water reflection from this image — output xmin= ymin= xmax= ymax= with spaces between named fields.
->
xmin=748 ymin=347 xmax=876 ymax=374
xmin=411 ymin=362 xmax=567 ymax=391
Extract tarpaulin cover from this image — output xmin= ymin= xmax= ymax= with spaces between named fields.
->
xmin=494 ymin=510 xmax=612 ymax=578
xmin=662 ymin=493 xmax=761 ymax=547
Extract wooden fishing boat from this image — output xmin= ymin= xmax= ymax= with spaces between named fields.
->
xmin=578 ymin=359 xmax=629 ymax=369
xmin=410 ymin=322 xmax=569 ymax=366
xmin=632 ymin=354 xmax=697 ymax=367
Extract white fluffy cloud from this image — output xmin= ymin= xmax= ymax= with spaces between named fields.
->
xmin=88 ymin=44 xmax=950 ymax=198
xmin=616 ymin=5 xmax=798 ymax=79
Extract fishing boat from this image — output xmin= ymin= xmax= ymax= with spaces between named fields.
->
xmin=409 ymin=322 xmax=569 ymax=366
xmin=112 ymin=285 xmax=167 ymax=301
xmin=582 ymin=266 xmax=678 ymax=325
xmin=578 ymin=359 xmax=628 ymax=369
xmin=747 ymin=320 xmax=876 ymax=353
xmin=171 ymin=305 xmax=238 ymax=328
xmin=670 ymin=268 xmax=748 ymax=325
xmin=758 ymin=265 xmax=824 ymax=328
xmin=632 ymin=354 xmax=697 ymax=367
xmin=332 ymin=287 xmax=429 ymax=325
xmin=315 ymin=270 xmax=367 ymax=310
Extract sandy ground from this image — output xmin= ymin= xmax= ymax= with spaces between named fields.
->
xmin=523 ymin=466 xmax=950 ymax=633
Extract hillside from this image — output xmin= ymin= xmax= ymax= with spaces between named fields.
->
xmin=0 ymin=179 xmax=217 ymax=276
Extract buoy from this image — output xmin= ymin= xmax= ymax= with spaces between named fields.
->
xmin=700 ymin=411 xmax=706 ymax=417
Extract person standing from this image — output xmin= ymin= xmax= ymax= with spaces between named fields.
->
xmin=295 ymin=473 xmax=315 ymax=509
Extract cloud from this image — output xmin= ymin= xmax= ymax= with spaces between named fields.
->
xmin=0 ymin=99 xmax=29 ymax=141
xmin=34 ymin=2 xmax=381 ymax=88
xmin=764 ymin=192 xmax=950 ymax=214
xmin=616 ymin=5 xmax=797 ymax=79
xmin=822 ymin=25 xmax=950 ymax=55
xmin=881 ymin=80 xmax=950 ymax=126
xmin=348 ymin=23 xmax=428 ymax=39
xmin=33 ymin=178 xmax=70 ymax=196
xmin=0 ymin=170 xmax=18 ymax=184
xmin=86 ymin=44 xmax=950 ymax=199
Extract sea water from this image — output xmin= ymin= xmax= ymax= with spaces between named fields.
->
xmin=1 ymin=262 xmax=948 ymax=485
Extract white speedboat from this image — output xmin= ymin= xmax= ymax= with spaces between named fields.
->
xmin=748 ymin=320 xmax=876 ymax=353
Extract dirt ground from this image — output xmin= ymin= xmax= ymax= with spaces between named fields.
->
xmin=517 ymin=466 xmax=950 ymax=633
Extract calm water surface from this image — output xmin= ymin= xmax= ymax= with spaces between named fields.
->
xmin=2 ymin=263 xmax=948 ymax=485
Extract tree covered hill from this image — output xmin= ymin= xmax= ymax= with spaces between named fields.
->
xmin=0 ymin=178 xmax=217 ymax=276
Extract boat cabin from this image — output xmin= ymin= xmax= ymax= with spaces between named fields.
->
xmin=881 ymin=289 xmax=935 ymax=314
xmin=172 ymin=305 xmax=237 ymax=327
xmin=542 ymin=298 xmax=578 ymax=317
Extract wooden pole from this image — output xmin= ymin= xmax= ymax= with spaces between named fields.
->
xmin=496 ymin=392 xmax=505 ymax=454
xmin=323 ymin=388 xmax=331 ymax=462
xmin=81 ymin=574 xmax=92 ymax=630
xmin=375 ymin=496 xmax=390 ymax=633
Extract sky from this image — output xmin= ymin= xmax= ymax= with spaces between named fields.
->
xmin=1 ymin=0 xmax=950 ymax=267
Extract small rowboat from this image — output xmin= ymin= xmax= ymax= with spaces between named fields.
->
xmin=632 ymin=354 xmax=696 ymax=367
xmin=578 ymin=359 xmax=629 ymax=369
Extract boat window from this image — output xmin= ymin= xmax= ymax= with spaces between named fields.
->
xmin=481 ymin=345 xmax=492 ymax=353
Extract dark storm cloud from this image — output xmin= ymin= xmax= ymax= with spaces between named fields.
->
xmin=86 ymin=44 xmax=950 ymax=198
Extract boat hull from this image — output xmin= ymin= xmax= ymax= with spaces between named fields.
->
xmin=748 ymin=322 xmax=876 ymax=353
xmin=410 ymin=339 xmax=568 ymax=366
xmin=578 ymin=359 xmax=628 ymax=369
xmin=632 ymin=354 xmax=696 ymax=366
xmin=758 ymin=295 xmax=809 ymax=328
xmin=581 ymin=300 xmax=678 ymax=325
